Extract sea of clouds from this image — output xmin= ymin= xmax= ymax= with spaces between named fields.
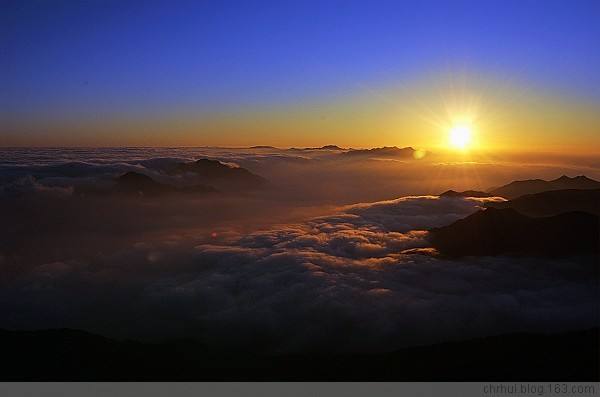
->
xmin=0 ymin=148 xmax=598 ymax=353
xmin=2 ymin=146 xmax=600 ymax=202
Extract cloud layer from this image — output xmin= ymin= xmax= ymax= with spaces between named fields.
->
xmin=3 ymin=147 xmax=600 ymax=203
xmin=1 ymin=193 xmax=596 ymax=353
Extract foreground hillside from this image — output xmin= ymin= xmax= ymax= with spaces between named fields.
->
xmin=1 ymin=328 xmax=597 ymax=381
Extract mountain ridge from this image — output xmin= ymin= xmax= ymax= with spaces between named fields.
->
xmin=429 ymin=207 xmax=599 ymax=258
xmin=340 ymin=146 xmax=418 ymax=159
xmin=439 ymin=190 xmax=493 ymax=198
xmin=169 ymin=158 xmax=266 ymax=190
xmin=486 ymin=188 xmax=600 ymax=216
xmin=489 ymin=175 xmax=600 ymax=199
xmin=114 ymin=172 xmax=216 ymax=196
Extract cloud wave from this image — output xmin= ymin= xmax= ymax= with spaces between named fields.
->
xmin=1 ymin=194 xmax=596 ymax=353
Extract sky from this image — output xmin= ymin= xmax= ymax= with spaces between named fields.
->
xmin=2 ymin=0 xmax=600 ymax=150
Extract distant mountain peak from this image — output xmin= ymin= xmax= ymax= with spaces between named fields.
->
xmin=341 ymin=146 xmax=417 ymax=158
xmin=192 ymin=158 xmax=234 ymax=169
xmin=287 ymin=145 xmax=346 ymax=151
xmin=319 ymin=145 xmax=344 ymax=150
xmin=554 ymin=175 xmax=575 ymax=182
xmin=118 ymin=171 xmax=153 ymax=183
xmin=489 ymin=175 xmax=600 ymax=199
xmin=113 ymin=171 xmax=215 ymax=196
xmin=116 ymin=171 xmax=164 ymax=192
xmin=439 ymin=190 xmax=493 ymax=198
xmin=553 ymin=175 xmax=592 ymax=182
xmin=170 ymin=158 xmax=266 ymax=191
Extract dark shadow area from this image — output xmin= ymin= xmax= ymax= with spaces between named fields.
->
xmin=489 ymin=175 xmax=600 ymax=199
xmin=1 ymin=328 xmax=597 ymax=381
xmin=486 ymin=188 xmax=600 ymax=216
xmin=430 ymin=208 xmax=599 ymax=258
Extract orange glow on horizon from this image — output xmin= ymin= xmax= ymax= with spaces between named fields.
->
xmin=3 ymin=73 xmax=599 ymax=156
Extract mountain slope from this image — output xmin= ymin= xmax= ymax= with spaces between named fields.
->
xmin=288 ymin=145 xmax=346 ymax=151
xmin=170 ymin=159 xmax=266 ymax=190
xmin=429 ymin=207 xmax=599 ymax=258
xmin=486 ymin=188 xmax=600 ymax=216
xmin=114 ymin=172 xmax=215 ymax=196
xmin=489 ymin=175 xmax=600 ymax=199
xmin=340 ymin=146 xmax=417 ymax=159
xmin=439 ymin=190 xmax=493 ymax=198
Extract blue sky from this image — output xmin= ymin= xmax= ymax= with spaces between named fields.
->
xmin=2 ymin=0 xmax=600 ymax=145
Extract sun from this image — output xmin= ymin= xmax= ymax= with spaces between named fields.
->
xmin=448 ymin=123 xmax=472 ymax=149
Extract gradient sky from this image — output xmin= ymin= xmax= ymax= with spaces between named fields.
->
xmin=2 ymin=0 xmax=600 ymax=150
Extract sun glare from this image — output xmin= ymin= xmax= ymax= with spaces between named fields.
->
xmin=448 ymin=123 xmax=472 ymax=149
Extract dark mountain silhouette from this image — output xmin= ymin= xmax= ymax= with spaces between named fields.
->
xmin=486 ymin=188 xmax=600 ymax=216
xmin=340 ymin=146 xmax=417 ymax=159
xmin=429 ymin=207 xmax=599 ymax=258
xmin=114 ymin=172 xmax=173 ymax=195
xmin=1 ymin=327 xmax=597 ymax=381
xmin=249 ymin=145 xmax=278 ymax=149
xmin=319 ymin=145 xmax=344 ymax=150
xmin=489 ymin=175 xmax=600 ymax=199
xmin=114 ymin=172 xmax=216 ymax=196
xmin=440 ymin=190 xmax=493 ymax=198
xmin=178 ymin=184 xmax=219 ymax=194
xmin=170 ymin=159 xmax=266 ymax=190
xmin=287 ymin=145 xmax=346 ymax=151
